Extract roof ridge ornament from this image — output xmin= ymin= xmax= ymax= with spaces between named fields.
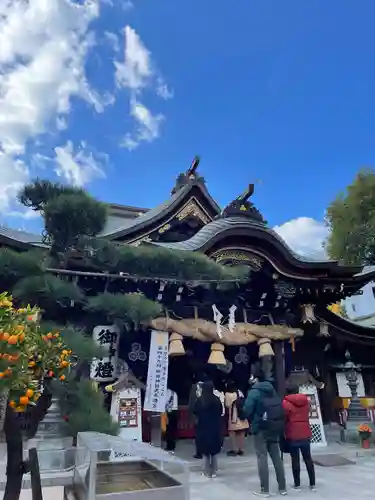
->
xmin=220 ymin=183 xmax=266 ymax=224
xmin=171 ymin=155 xmax=205 ymax=194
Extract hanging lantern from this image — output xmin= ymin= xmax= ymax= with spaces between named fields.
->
xmin=258 ymin=338 xmax=274 ymax=357
xmin=319 ymin=321 xmax=330 ymax=337
xmin=168 ymin=332 xmax=186 ymax=356
xmin=301 ymin=304 xmax=316 ymax=323
xmin=208 ymin=343 xmax=226 ymax=365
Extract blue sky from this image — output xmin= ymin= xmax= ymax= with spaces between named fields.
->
xmin=1 ymin=0 xmax=375 ymax=257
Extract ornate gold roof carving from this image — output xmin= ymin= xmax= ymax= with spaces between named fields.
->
xmin=176 ymin=199 xmax=210 ymax=224
xmin=211 ymin=249 xmax=263 ymax=271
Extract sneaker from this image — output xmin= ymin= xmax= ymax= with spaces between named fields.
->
xmin=310 ymin=486 xmax=317 ymax=492
xmin=279 ymin=491 xmax=288 ymax=496
xmin=237 ymin=450 xmax=244 ymax=456
xmin=211 ymin=474 xmax=217 ymax=478
xmin=292 ymin=486 xmax=302 ymax=492
xmin=253 ymin=492 xmax=270 ymax=497
xmin=194 ymin=454 xmax=203 ymax=459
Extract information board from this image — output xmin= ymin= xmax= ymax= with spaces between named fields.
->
xmin=118 ymin=397 xmax=138 ymax=428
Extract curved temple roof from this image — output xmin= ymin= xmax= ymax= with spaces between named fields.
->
xmin=102 ymin=179 xmax=220 ymax=239
xmin=2 ymin=162 xmax=375 ymax=290
xmin=317 ymin=307 xmax=375 ymax=345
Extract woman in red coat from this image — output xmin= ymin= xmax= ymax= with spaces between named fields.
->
xmin=282 ymin=387 xmax=316 ymax=491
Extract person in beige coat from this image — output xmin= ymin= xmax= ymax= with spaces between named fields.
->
xmin=224 ymin=382 xmax=249 ymax=456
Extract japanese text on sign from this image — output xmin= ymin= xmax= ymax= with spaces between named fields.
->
xmin=144 ymin=331 xmax=169 ymax=413
xmin=90 ymin=325 xmax=119 ymax=382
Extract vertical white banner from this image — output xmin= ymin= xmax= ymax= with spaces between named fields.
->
xmin=144 ymin=330 xmax=169 ymax=413
xmin=90 ymin=325 xmax=119 ymax=383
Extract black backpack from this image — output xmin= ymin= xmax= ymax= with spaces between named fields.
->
xmin=259 ymin=395 xmax=285 ymax=437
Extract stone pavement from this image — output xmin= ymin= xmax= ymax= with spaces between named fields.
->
xmin=18 ymin=455 xmax=375 ymax=500
xmin=189 ymin=453 xmax=375 ymax=500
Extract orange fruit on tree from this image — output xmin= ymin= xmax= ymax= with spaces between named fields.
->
xmin=2 ymin=332 xmax=9 ymax=341
xmin=8 ymin=400 xmax=16 ymax=408
xmin=19 ymin=333 xmax=25 ymax=342
xmin=26 ymin=389 xmax=34 ymax=398
xmin=59 ymin=374 xmax=66 ymax=381
xmin=0 ymin=372 xmax=4 ymax=378
xmin=7 ymin=335 xmax=18 ymax=345
xmin=19 ymin=396 xmax=29 ymax=405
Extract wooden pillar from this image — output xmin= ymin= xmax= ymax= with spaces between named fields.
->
xmin=273 ymin=341 xmax=286 ymax=396
xmin=320 ymin=369 xmax=336 ymax=423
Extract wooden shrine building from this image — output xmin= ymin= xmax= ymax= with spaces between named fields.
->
xmin=3 ymin=156 xmax=375 ymax=429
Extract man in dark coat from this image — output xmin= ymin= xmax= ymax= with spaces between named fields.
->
xmin=189 ymin=373 xmax=206 ymax=458
xmin=242 ymin=363 xmax=287 ymax=497
xmin=193 ymin=381 xmax=223 ymax=477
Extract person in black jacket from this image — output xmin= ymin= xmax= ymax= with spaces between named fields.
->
xmin=193 ymin=380 xmax=223 ymax=478
xmin=189 ymin=372 xmax=206 ymax=458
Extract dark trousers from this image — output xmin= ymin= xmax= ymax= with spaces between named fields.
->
xmin=254 ymin=432 xmax=286 ymax=493
xmin=290 ymin=440 xmax=315 ymax=488
xmin=165 ymin=411 xmax=178 ymax=451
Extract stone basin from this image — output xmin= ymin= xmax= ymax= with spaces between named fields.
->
xmin=68 ymin=459 xmax=187 ymax=500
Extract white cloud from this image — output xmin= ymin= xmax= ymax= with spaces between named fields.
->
xmin=7 ymin=208 xmax=40 ymax=220
xmin=156 ymin=77 xmax=174 ymax=100
xmin=115 ymin=26 xmax=152 ymax=92
xmin=121 ymin=100 xmax=164 ymax=150
xmin=54 ymin=141 xmax=107 ymax=187
xmin=273 ymin=217 xmax=329 ymax=259
xmin=0 ymin=0 xmax=108 ymax=214
xmin=104 ymin=31 xmax=120 ymax=53
xmin=115 ymin=25 xmax=172 ymax=149
xmin=0 ymin=152 xmax=29 ymax=211
xmin=122 ymin=0 xmax=134 ymax=11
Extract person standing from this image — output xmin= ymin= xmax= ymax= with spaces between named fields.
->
xmin=224 ymin=381 xmax=249 ymax=456
xmin=242 ymin=363 xmax=287 ymax=497
xmin=282 ymin=387 xmax=316 ymax=491
xmin=165 ymin=388 xmax=179 ymax=453
xmin=194 ymin=380 xmax=223 ymax=478
xmin=189 ymin=373 xmax=205 ymax=458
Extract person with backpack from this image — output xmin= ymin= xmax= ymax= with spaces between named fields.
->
xmin=224 ymin=381 xmax=249 ymax=456
xmin=193 ymin=380 xmax=223 ymax=478
xmin=282 ymin=386 xmax=316 ymax=491
xmin=242 ymin=363 xmax=287 ymax=497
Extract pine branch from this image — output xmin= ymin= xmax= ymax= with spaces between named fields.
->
xmin=12 ymin=275 xmax=84 ymax=308
xmin=85 ymin=292 xmax=162 ymax=325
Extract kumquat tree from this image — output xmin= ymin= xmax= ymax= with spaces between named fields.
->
xmin=0 ymin=292 xmax=73 ymax=500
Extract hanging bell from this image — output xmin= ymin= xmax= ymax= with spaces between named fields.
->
xmin=168 ymin=332 xmax=186 ymax=356
xmin=208 ymin=343 xmax=226 ymax=365
xmin=258 ymin=338 xmax=274 ymax=357
xmin=319 ymin=321 xmax=330 ymax=337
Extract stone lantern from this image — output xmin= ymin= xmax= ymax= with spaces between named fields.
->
xmin=339 ymin=351 xmax=372 ymax=441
